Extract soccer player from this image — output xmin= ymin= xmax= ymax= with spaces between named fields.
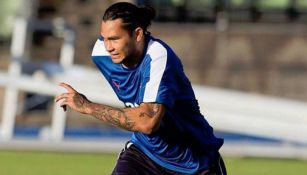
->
xmin=55 ymin=2 xmax=226 ymax=175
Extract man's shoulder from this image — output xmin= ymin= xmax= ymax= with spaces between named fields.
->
xmin=146 ymin=37 xmax=180 ymax=68
xmin=91 ymin=37 xmax=110 ymax=57
xmin=147 ymin=37 xmax=170 ymax=60
xmin=91 ymin=37 xmax=113 ymax=69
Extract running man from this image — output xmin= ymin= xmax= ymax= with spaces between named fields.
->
xmin=55 ymin=2 xmax=226 ymax=174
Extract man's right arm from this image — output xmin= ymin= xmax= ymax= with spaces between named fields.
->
xmin=55 ymin=82 xmax=165 ymax=134
xmin=87 ymin=102 xmax=165 ymax=134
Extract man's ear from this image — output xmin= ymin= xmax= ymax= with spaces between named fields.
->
xmin=134 ymin=27 xmax=144 ymax=42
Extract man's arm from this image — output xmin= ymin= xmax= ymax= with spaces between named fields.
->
xmin=55 ymin=83 xmax=165 ymax=134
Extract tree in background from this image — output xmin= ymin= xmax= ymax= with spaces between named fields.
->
xmin=0 ymin=0 xmax=23 ymax=41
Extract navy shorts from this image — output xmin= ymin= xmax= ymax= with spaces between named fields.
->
xmin=112 ymin=142 xmax=227 ymax=175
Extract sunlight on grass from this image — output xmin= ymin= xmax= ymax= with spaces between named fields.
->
xmin=1 ymin=151 xmax=307 ymax=175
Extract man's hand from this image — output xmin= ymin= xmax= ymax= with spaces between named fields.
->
xmin=55 ymin=82 xmax=91 ymax=114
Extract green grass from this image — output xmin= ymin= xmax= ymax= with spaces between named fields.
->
xmin=0 ymin=151 xmax=117 ymax=175
xmin=1 ymin=151 xmax=307 ymax=175
xmin=225 ymin=157 xmax=307 ymax=175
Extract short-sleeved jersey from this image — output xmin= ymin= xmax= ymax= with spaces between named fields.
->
xmin=91 ymin=35 xmax=223 ymax=174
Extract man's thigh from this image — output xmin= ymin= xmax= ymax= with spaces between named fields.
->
xmin=112 ymin=142 xmax=227 ymax=175
xmin=198 ymin=154 xmax=227 ymax=175
xmin=112 ymin=143 xmax=164 ymax=175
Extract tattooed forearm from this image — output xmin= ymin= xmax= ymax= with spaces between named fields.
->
xmin=86 ymin=103 xmax=164 ymax=134
xmin=90 ymin=104 xmax=135 ymax=131
xmin=139 ymin=104 xmax=160 ymax=118
xmin=73 ymin=93 xmax=89 ymax=109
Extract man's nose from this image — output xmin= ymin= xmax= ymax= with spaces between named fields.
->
xmin=105 ymin=41 xmax=114 ymax=52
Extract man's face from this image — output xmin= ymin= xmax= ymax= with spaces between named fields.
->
xmin=100 ymin=19 xmax=136 ymax=64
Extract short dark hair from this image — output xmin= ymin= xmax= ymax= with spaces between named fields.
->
xmin=102 ymin=2 xmax=155 ymax=34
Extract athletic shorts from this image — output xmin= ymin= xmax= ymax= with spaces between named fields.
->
xmin=112 ymin=142 xmax=227 ymax=175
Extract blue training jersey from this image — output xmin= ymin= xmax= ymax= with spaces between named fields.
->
xmin=91 ymin=35 xmax=223 ymax=174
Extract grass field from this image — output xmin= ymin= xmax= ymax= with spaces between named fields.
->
xmin=1 ymin=151 xmax=307 ymax=175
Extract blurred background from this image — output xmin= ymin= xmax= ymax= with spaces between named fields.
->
xmin=0 ymin=0 xmax=307 ymax=174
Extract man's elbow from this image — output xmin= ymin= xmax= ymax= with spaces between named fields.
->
xmin=139 ymin=121 xmax=160 ymax=135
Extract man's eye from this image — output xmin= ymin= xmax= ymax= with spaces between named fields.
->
xmin=109 ymin=37 xmax=120 ymax=41
xmin=112 ymin=39 xmax=119 ymax=43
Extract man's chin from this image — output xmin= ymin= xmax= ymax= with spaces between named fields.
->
xmin=111 ymin=57 xmax=123 ymax=64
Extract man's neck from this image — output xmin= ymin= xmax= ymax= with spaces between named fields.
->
xmin=122 ymin=38 xmax=146 ymax=69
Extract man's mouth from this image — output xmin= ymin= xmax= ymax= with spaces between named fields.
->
xmin=111 ymin=54 xmax=121 ymax=60
xmin=111 ymin=53 xmax=119 ymax=57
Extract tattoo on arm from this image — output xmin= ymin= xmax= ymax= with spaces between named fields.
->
xmin=73 ymin=93 xmax=88 ymax=108
xmin=88 ymin=103 xmax=162 ymax=132
xmin=90 ymin=105 xmax=135 ymax=131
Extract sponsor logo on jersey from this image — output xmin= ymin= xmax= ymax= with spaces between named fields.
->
xmin=112 ymin=79 xmax=121 ymax=90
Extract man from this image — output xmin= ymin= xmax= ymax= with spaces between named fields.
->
xmin=55 ymin=2 xmax=226 ymax=175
